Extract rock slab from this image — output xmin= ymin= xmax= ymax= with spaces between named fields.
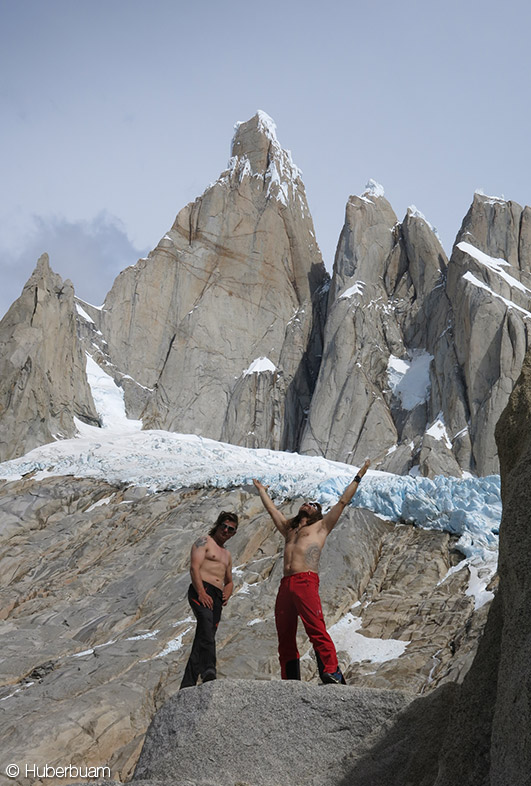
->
xmin=133 ymin=679 xmax=414 ymax=786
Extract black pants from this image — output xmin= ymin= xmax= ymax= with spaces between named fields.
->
xmin=180 ymin=582 xmax=223 ymax=689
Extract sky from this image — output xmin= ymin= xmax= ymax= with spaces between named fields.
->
xmin=1 ymin=0 xmax=530 ymax=317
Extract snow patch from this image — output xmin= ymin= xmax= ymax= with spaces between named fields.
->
xmin=407 ymin=205 xmax=440 ymax=239
xmin=85 ymin=495 xmax=113 ymax=513
xmin=458 ymin=241 xmax=531 ymax=294
xmin=438 ymin=554 xmax=496 ymax=610
xmin=425 ymin=413 xmax=452 ymax=450
xmin=77 ymin=297 xmax=103 ymax=312
xmin=387 ymin=350 xmax=432 ymax=410
xmin=339 ymin=281 xmax=365 ymax=300
xmin=151 ymin=627 xmax=193 ymax=659
xmin=72 ymin=638 xmax=116 ymax=658
xmin=463 ymin=272 xmax=531 ymax=319
xmin=85 ymin=354 xmax=143 ymax=432
xmin=329 ymin=613 xmax=408 ymax=664
xmin=126 ymin=630 xmax=160 ymax=641
xmin=243 ymin=357 xmax=277 ymax=376
xmin=466 ymin=558 xmax=496 ymax=609
xmin=362 ymin=179 xmax=385 ymax=198
xmin=75 ymin=303 xmax=94 ymax=323
xmin=474 ymin=189 xmax=506 ymax=204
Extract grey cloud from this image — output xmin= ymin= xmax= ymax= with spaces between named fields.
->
xmin=0 ymin=212 xmax=150 ymax=318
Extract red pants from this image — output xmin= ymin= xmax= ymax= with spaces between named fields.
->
xmin=275 ymin=571 xmax=339 ymax=679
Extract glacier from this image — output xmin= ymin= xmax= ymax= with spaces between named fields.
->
xmin=0 ymin=353 xmax=502 ymax=608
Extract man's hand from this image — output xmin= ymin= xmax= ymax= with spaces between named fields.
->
xmin=358 ymin=458 xmax=371 ymax=478
xmin=198 ymin=590 xmax=213 ymax=609
xmin=322 ymin=458 xmax=372 ymax=534
xmin=222 ymin=586 xmax=232 ymax=606
xmin=253 ymin=478 xmax=288 ymax=535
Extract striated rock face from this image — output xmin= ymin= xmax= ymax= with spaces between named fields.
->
xmin=446 ymin=194 xmax=531 ymax=475
xmin=97 ymin=111 xmax=328 ymax=450
xmin=301 ymin=189 xmax=531 ymax=477
xmin=0 ymin=255 xmax=98 ymax=461
xmin=0 ymin=477 xmax=488 ymax=784
xmin=1 ymin=119 xmax=530 ymax=474
xmin=300 ymin=186 xmax=456 ymax=477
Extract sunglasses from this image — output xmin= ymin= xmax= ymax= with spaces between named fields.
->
xmin=307 ymin=502 xmax=320 ymax=510
xmin=220 ymin=523 xmax=237 ymax=534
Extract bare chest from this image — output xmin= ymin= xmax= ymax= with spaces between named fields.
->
xmin=286 ymin=525 xmax=324 ymax=550
xmin=205 ymin=544 xmax=229 ymax=567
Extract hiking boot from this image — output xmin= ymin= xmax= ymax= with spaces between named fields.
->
xmin=285 ymin=658 xmax=301 ymax=680
xmin=321 ymin=669 xmax=346 ymax=685
xmin=202 ymin=669 xmax=216 ymax=682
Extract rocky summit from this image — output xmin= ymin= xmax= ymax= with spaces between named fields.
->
xmin=0 ymin=254 xmax=98 ymax=462
xmin=91 ymin=111 xmax=328 ymax=453
xmin=2 ymin=114 xmax=531 ymax=475
xmin=1 ymin=112 xmax=531 ymax=786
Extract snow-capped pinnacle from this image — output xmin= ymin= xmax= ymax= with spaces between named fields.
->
xmin=407 ymin=205 xmax=440 ymax=239
xmin=474 ymin=189 xmax=507 ymax=204
xmin=229 ymin=111 xmax=300 ymax=175
xmin=408 ymin=205 xmax=426 ymax=219
xmin=362 ymin=179 xmax=385 ymax=198
xmin=255 ymin=110 xmax=278 ymax=142
xmin=234 ymin=109 xmax=275 ymax=136
xmin=222 ymin=112 xmax=303 ymax=207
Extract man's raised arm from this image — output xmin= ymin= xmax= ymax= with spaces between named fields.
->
xmin=322 ymin=459 xmax=371 ymax=533
xmin=253 ymin=479 xmax=288 ymax=536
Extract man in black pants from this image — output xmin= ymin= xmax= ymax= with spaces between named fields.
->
xmin=180 ymin=511 xmax=238 ymax=689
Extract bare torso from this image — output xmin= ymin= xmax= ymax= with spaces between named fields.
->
xmin=283 ymin=520 xmax=327 ymax=576
xmin=198 ymin=535 xmax=232 ymax=588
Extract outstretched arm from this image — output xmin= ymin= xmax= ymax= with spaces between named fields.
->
xmin=253 ymin=479 xmax=288 ymax=536
xmin=322 ymin=459 xmax=371 ymax=533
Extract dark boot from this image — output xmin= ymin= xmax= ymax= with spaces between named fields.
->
xmin=321 ymin=669 xmax=346 ymax=685
xmin=285 ymin=658 xmax=301 ymax=680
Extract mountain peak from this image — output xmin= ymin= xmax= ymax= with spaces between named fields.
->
xmin=232 ymin=110 xmax=279 ymax=147
xmin=228 ymin=111 xmax=301 ymax=184
xmin=362 ymin=179 xmax=385 ymax=199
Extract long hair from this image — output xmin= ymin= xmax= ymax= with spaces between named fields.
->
xmin=288 ymin=502 xmax=322 ymax=529
xmin=209 ymin=511 xmax=239 ymax=537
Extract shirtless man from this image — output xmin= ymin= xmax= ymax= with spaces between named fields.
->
xmin=179 ymin=511 xmax=238 ymax=689
xmin=253 ymin=460 xmax=370 ymax=684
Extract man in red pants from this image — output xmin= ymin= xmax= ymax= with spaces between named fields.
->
xmin=253 ymin=460 xmax=370 ymax=685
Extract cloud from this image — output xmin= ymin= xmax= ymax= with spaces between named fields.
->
xmin=0 ymin=212 xmax=150 ymax=318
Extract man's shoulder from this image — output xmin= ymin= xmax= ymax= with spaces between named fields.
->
xmin=192 ymin=533 xmax=212 ymax=548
